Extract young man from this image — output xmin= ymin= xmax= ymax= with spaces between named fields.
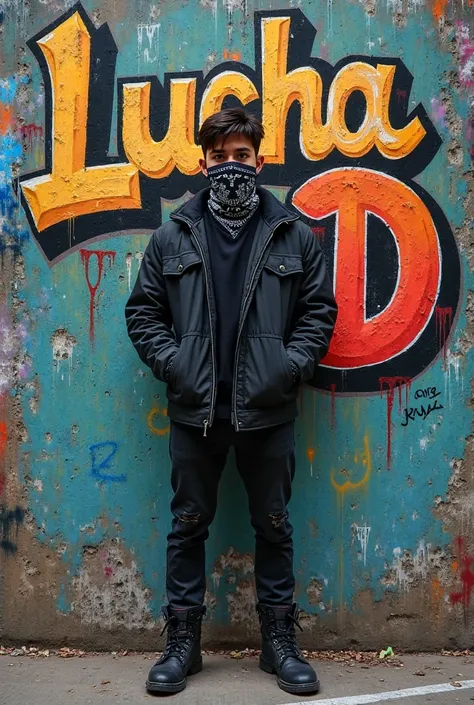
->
xmin=125 ymin=108 xmax=337 ymax=695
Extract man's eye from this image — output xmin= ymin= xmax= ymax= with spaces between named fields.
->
xmin=238 ymin=154 xmax=248 ymax=159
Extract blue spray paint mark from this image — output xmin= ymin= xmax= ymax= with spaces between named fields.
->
xmin=0 ymin=75 xmax=29 ymax=257
xmin=0 ymin=505 xmax=24 ymax=554
xmin=0 ymin=77 xmax=18 ymax=105
xmin=0 ymin=75 xmax=28 ymax=105
xmin=0 ymin=134 xmax=22 ymax=181
xmin=89 ymin=441 xmax=126 ymax=483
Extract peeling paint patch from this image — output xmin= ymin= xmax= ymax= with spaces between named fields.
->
xmin=420 ymin=436 xmax=429 ymax=451
xmin=456 ymin=22 xmax=474 ymax=91
xmin=71 ymin=542 xmax=154 ymax=629
xmin=382 ymin=542 xmax=447 ymax=593
xmin=226 ymin=581 xmax=256 ymax=625
xmin=32 ymin=479 xmax=43 ymax=492
xmin=51 ymin=328 xmax=76 ymax=384
xmin=211 ymin=547 xmax=254 ymax=588
xmin=386 ymin=0 xmax=425 ymax=13
xmin=0 ymin=306 xmax=17 ymax=395
xmin=307 ymin=577 xmax=323 ymax=605
xmin=0 ymin=305 xmax=28 ymax=394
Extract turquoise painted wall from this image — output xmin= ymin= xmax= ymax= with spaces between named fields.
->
xmin=1 ymin=0 xmax=473 ymax=647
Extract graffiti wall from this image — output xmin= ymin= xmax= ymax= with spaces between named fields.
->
xmin=1 ymin=0 xmax=473 ymax=648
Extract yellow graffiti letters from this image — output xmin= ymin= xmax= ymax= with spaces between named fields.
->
xmin=328 ymin=63 xmax=426 ymax=158
xmin=200 ymin=71 xmax=259 ymax=125
xmin=260 ymin=17 xmax=331 ymax=162
xmin=147 ymin=405 xmax=170 ymax=436
xmin=122 ymin=70 xmax=259 ymax=178
xmin=261 ymin=17 xmax=426 ymax=161
xmin=21 ymin=12 xmax=140 ymax=232
xmin=122 ymin=78 xmax=201 ymax=178
xmin=20 ymin=8 xmax=430 ymax=233
xmin=330 ymin=434 xmax=371 ymax=495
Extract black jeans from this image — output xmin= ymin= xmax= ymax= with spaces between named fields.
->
xmin=166 ymin=419 xmax=296 ymax=608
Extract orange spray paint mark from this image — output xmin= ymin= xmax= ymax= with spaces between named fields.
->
xmin=148 ymin=405 xmax=170 ymax=436
xmin=331 ymin=434 xmax=371 ymax=496
xmin=433 ymin=0 xmax=448 ymax=21
xmin=435 ymin=306 xmax=453 ymax=369
xmin=431 ymin=577 xmax=445 ymax=619
xmin=80 ymin=250 xmax=116 ymax=343
xmin=223 ymin=49 xmax=241 ymax=61
xmin=431 ymin=577 xmax=444 ymax=602
xmin=330 ymin=435 xmax=371 ymax=618
xmin=379 ymin=377 xmax=411 ymax=471
xmin=0 ymin=104 xmax=12 ymax=134
xmin=307 ymin=447 xmax=315 ymax=477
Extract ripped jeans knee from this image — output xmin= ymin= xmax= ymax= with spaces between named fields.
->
xmin=254 ymin=509 xmax=293 ymax=543
xmin=269 ymin=510 xmax=289 ymax=529
xmin=178 ymin=511 xmax=201 ymax=525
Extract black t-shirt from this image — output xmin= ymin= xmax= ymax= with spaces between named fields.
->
xmin=204 ymin=208 xmax=260 ymax=418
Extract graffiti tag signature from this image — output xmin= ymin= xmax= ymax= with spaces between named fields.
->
xmin=401 ymin=387 xmax=443 ymax=426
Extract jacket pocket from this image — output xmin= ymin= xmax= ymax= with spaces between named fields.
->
xmin=263 ymin=253 xmax=303 ymax=277
xmin=255 ymin=254 xmax=304 ymax=335
xmin=162 ymin=250 xmax=202 ymax=276
xmin=166 ymin=334 xmax=211 ymax=408
xmin=243 ymin=335 xmax=294 ymax=409
xmin=163 ymin=250 xmax=204 ymax=340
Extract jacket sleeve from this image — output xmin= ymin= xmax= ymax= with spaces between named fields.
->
xmin=124 ymin=228 xmax=179 ymax=382
xmin=286 ymin=226 xmax=338 ymax=383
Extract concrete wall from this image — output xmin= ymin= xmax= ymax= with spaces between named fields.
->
xmin=1 ymin=0 xmax=473 ymax=650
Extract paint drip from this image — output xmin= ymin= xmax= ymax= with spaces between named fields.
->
xmin=435 ymin=306 xmax=452 ymax=369
xmin=356 ymin=525 xmax=371 ymax=566
xmin=379 ymin=377 xmax=411 ymax=470
xmin=80 ymin=250 xmax=116 ymax=344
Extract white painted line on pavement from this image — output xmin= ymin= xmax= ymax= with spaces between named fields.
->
xmin=278 ymin=679 xmax=474 ymax=705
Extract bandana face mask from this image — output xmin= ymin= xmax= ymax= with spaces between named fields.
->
xmin=207 ymin=161 xmax=260 ymax=237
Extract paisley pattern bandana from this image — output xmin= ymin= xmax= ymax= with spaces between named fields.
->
xmin=207 ymin=162 xmax=260 ymax=237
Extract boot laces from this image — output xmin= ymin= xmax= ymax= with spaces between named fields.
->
xmin=269 ymin=611 xmax=303 ymax=660
xmin=160 ymin=615 xmax=194 ymax=664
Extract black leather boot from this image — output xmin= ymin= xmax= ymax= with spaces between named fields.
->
xmin=256 ymin=602 xmax=320 ymax=695
xmin=146 ymin=605 xmax=206 ymax=694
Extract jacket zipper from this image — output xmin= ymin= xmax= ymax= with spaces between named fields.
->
xmin=231 ymin=216 xmax=298 ymax=431
xmin=171 ymin=215 xmax=217 ymax=437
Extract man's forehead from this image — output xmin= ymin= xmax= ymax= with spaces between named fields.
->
xmin=209 ymin=136 xmax=253 ymax=152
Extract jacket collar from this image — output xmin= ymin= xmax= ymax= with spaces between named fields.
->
xmin=170 ymin=186 xmax=299 ymax=229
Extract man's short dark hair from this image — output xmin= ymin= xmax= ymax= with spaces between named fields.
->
xmin=198 ymin=108 xmax=265 ymax=155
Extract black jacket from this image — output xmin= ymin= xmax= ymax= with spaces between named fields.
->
xmin=125 ymin=187 xmax=338 ymax=433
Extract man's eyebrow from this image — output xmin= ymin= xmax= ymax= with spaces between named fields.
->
xmin=210 ymin=148 xmax=225 ymax=154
